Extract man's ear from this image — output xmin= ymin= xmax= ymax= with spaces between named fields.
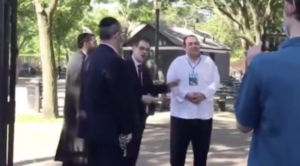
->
xmin=284 ymin=1 xmax=294 ymax=16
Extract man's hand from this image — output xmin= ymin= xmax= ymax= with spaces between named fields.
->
xmin=74 ymin=137 xmax=85 ymax=152
xmin=167 ymin=79 xmax=180 ymax=88
xmin=142 ymin=95 xmax=155 ymax=104
xmin=236 ymin=123 xmax=253 ymax=133
xmin=247 ymin=42 xmax=262 ymax=66
xmin=186 ymin=92 xmax=205 ymax=104
xmin=191 ymin=93 xmax=206 ymax=104
xmin=77 ymin=110 xmax=87 ymax=119
xmin=160 ymin=93 xmax=167 ymax=102
xmin=125 ymin=133 xmax=132 ymax=143
xmin=153 ymin=80 xmax=164 ymax=85
xmin=185 ymin=92 xmax=198 ymax=103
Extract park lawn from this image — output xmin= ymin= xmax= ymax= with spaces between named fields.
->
xmin=15 ymin=114 xmax=63 ymax=124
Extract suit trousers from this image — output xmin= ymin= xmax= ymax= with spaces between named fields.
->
xmin=170 ymin=116 xmax=213 ymax=166
xmin=125 ymin=115 xmax=147 ymax=166
xmin=87 ymin=140 xmax=124 ymax=166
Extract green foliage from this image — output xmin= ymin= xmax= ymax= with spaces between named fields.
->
xmin=52 ymin=0 xmax=92 ymax=59
xmin=197 ymin=15 xmax=243 ymax=58
xmin=118 ymin=0 xmax=154 ymax=23
xmin=18 ymin=0 xmax=38 ymax=54
xmin=183 ymin=0 xmax=284 ymax=45
xmin=20 ymin=0 xmax=271 ymax=60
xmin=80 ymin=8 xmax=117 ymax=34
xmin=162 ymin=6 xmax=206 ymax=28
xmin=116 ymin=0 xmax=154 ymax=38
xmin=197 ymin=16 xmax=237 ymax=46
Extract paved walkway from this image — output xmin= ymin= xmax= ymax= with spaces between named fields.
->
xmin=14 ymin=112 xmax=251 ymax=166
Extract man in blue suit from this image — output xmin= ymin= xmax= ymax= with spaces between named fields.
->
xmin=235 ymin=0 xmax=300 ymax=165
xmin=77 ymin=17 xmax=138 ymax=166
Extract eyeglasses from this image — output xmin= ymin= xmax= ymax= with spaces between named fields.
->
xmin=138 ymin=46 xmax=150 ymax=52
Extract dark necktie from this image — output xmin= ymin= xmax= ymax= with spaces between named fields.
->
xmin=137 ymin=64 xmax=143 ymax=85
xmin=79 ymin=54 xmax=87 ymax=110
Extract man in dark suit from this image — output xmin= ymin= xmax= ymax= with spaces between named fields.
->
xmin=55 ymin=33 xmax=97 ymax=166
xmin=77 ymin=17 xmax=138 ymax=166
xmin=124 ymin=38 xmax=169 ymax=166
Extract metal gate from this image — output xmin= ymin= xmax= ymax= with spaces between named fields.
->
xmin=262 ymin=33 xmax=286 ymax=51
xmin=0 ymin=0 xmax=18 ymax=165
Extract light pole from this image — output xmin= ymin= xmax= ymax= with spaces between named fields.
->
xmin=0 ymin=0 xmax=9 ymax=164
xmin=8 ymin=0 xmax=18 ymax=165
xmin=0 ymin=0 xmax=18 ymax=164
xmin=153 ymin=0 xmax=161 ymax=80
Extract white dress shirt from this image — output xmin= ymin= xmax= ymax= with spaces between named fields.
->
xmin=167 ymin=55 xmax=220 ymax=120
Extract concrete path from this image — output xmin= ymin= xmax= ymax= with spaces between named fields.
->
xmin=14 ymin=112 xmax=251 ymax=166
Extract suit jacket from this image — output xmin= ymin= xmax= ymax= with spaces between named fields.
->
xmin=55 ymin=50 xmax=87 ymax=165
xmin=125 ymin=58 xmax=168 ymax=119
xmin=64 ymin=50 xmax=86 ymax=132
xmin=77 ymin=44 xmax=138 ymax=145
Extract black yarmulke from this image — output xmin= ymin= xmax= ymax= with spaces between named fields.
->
xmin=99 ymin=17 xmax=119 ymax=28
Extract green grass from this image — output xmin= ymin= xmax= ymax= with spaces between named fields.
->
xmin=15 ymin=114 xmax=63 ymax=124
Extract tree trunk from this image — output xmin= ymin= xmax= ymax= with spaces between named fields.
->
xmin=36 ymin=11 xmax=58 ymax=119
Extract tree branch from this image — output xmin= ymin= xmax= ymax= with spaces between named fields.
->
xmin=215 ymin=7 xmax=243 ymax=30
xmin=241 ymin=0 xmax=250 ymax=29
xmin=264 ymin=0 xmax=278 ymax=20
xmin=236 ymin=34 xmax=255 ymax=45
xmin=34 ymin=0 xmax=45 ymax=14
xmin=18 ymin=36 xmax=29 ymax=50
xmin=248 ymin=2 xmax=261 ymax=43
xmin=46 ymin=0 xmax=59 ymax=17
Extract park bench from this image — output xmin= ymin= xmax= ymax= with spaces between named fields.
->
xmin=214 ymin=79 xmax=240 ymax=112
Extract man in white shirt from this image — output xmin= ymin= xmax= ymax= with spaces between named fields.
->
xmin=167 ymin=35 xmax=220 ymax=166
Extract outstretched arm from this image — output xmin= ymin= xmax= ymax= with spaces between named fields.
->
xmin=235 ymin=60 xmax=261 ymax=133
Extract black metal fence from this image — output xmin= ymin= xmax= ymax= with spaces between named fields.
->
xmin=262 ymin=33 xmax=286 ymax=51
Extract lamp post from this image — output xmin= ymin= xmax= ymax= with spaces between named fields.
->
xmin=0 ymin=0 xmax=9 ymax=164
xmin=8 ymin=0 xmax=18 ymax=165
xmin=0 ymin=0 xmax=18 ymax=164
xmin=153 ymin=0 xmax=161 ymax=80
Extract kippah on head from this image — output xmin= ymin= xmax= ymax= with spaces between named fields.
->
xmin=99 ymin=17 xmax=119 ymax=28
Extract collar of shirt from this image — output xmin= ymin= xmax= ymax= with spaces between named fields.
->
xmin=81 ymin=49 xmax=88 ymax=56
xmin=101 ymin=43 xmax=119 ymax=55
xmin=185 ymin=54 xmax=201 ymax=65
xmin=80 ymin=49 xmax=88 ymax=61
xmin=132 ymin=56 xmax=141 ymax=67
xmin=279 ymin=36 xmax=300 ymax=49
